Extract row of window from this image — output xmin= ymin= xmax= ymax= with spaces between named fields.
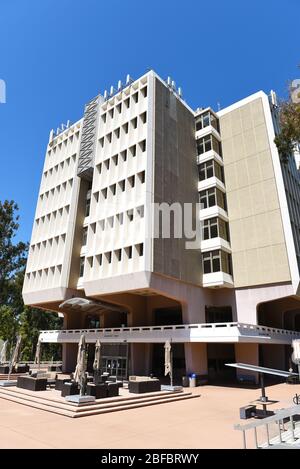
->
xmin=202 ymin=250 xmax=232 ymax=275
xmin=43 ymin=154 xmax=76 ymax=180
xmin=48 ymin=130 xmax=80 ymax=154
xmin=197 ymin=134 xmax=222 ymax=157
xmin=202 ymin=217 xmax=230 ymax=242
xmin=101 ymin=86 xmax=147 ymax=123
xmin=195 ymin=111 xmax=220 ymax=133
xmin=94 ymin=171 xmax=145 ymax=202
xmin=35 ymin=204 xmax=70 ymax=227
xmin=97 ymin=140 xmax=146 ymax=172
xmin=99 ymin=120 xmax=147 ymax=147
xmin=39 ymin=179 xmax=73 ymax=201
xmin=30 ymin=233 xmax=66 ymax=252
xmin=26 ymin=264 xmax=62 ymax=280
xmin=83 ymin=205 xmax=144 ymax=243
xmin=79 ymin=243 xmax=144 ymax=277
xmin=198 ymin=159 xmax=224 ymax=183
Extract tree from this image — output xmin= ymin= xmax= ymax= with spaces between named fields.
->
xmin=0 ymin=200 xmax=63 ymax=361
xmin=0 ymin=200 xmax=27 ymax=305
xmin=274 ymin=101 xmax=300 ymax=162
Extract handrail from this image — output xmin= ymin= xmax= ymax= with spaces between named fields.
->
xmin=235 ymin=405 xmax=300 ymax=431
xmin=39 ymin=322 xmax=300 ymax=336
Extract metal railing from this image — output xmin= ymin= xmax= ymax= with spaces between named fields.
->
xmin=235 ymin=405 xmax=300 ymax=449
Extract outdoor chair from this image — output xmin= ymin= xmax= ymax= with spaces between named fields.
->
xmin=17 ymin=375 xmax=47 ymax=391
xmin=128 ymin=376 xmax=161 ymax=394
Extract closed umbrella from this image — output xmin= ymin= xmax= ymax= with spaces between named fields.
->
xmin=73 ymin=334 xmax=87 ymax=396
xmin=164 ymin=340 xmax=173 ymax=386
xmin=34 ymin=339 xmax=41 ymax=370
xmin=93 ymin=339 xmax=101 ymax=384
xmin=9 ymin=336 xmax=22 ymax=375
xmin=0 ymin=340 xmax=8 ymax=364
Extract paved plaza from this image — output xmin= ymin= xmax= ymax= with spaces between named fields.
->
xmin=0 ymin=382 xmax=299 ymax=449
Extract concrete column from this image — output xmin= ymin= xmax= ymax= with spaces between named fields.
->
xmin=62 ymin=343 xmax=78 ymax=373
xmin=130 ymin=343 xmax=151 ymax=376
xmin=234 ymin=343 xmax=259 ymax=384
xmin=184 ymin=343 xmax=208 ymax=375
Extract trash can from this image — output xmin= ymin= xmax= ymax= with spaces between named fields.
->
xmin=189 ymin=373 xmax=196 ymax=388
xmin=182 ymin=376 xmax=189 ymax=387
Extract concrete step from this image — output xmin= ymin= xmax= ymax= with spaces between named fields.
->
xmin=0 ymin=387 xmax=199 ymax=418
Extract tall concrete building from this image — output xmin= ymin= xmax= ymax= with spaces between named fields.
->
xmin=23 ymin=70 xmax=300 ymax=381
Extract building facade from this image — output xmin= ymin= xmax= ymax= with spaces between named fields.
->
xmin=23 ymin=70 xmax=300 ymax=381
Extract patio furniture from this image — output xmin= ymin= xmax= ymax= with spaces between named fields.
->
xmin=55 ymin=378 xmax=71 ymax=391
xmin=128 ymin=376 xmax=161 ymax=394
xmin=17 ymin=376 xmax=47 ymax=391
xmin=86 ymin=383 xmax=107 ymax=399
xmin=15 ymin=364 xmax=30 ymax=373
xmin=107 ymin=382 xmax=119 ymax=397
xmin=0 ymin=365 xmax=10 ymax=374
xmin=48 ymin=365 xmax=62 ymax=372
xmin=61 ymin=381 xmax=79 ymax=397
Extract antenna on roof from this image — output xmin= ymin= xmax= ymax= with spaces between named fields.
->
xmin=217 ymin=102 xmax=221 ymax=111
xmin=117 ymin=80 xmax=122 ymax=91
xmin=104 ymin=90 xmax=108 ymax=100
xmin=167 ymin=77 xmax=172 ymax=87
xmin=178 ymin=87 xmax=182 ymax=98
xmin=126 ymin=74 xmax=133 ymax=85
xmin=171 ymin=80 xmax=176 ymax=90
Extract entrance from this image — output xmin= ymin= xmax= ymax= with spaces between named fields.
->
xmin=152 ymin=343 xmax=186 ymax=382
xmin=207 ymin=343 xmax=235 ymax=382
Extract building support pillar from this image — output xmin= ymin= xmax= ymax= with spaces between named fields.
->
xmin=234 ymin=343 xmax=259 ymax=384
xmin=184 ymin=343 xmax=208 ymax=375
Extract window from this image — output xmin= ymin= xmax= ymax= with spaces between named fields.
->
xmin=136 ymin=205 xmax=144 ymax=218
xmin=105 ymin=252 xmax=112 ymax=264
xmin=202 ymin=250 xmax=232 ymax=275
xmin=119 ymin=179 xmax=126 ymax=192
xmin=199 ymin=187 xmax=226 ymax=210
xmin=139 ymin=139 xmax=146 ymax=152
xmin=85 ymin=192 xmax=91 ymax=217
xmin=112 ymin=154 xmax=118 ymax=166
xmin=97 ymin=163 xmax=102 ymax=174
xmin=127 ymin=246 xmax=133 ymax=259
xmin=127 ymin=209 xmax=134 ymax=222
xmin=116 ymin=249 xmax=122 ymax=261
xmin=141 ymin=86 xmax=147 ymax=97
xmin=132 ymin=92 xmax=139 ymax=103
xmin=104 ymin=159 xmax=110 ymax=170
xmin=121 ymin=150 xmax=127 ymax=161
xmin=79 ymin=257 xmax=85 ymax=277
xmin=203 ymin=218 xmax=218 ymax=240
xmin=137 ymin=243 xmax=143 ymax=256
xmin=123 ymin=123 xmax=129 ymax=134
xmin=198 ymin=160 xmax=224 ymax=182
xmin=117 ymin=103 xmax=122 ymax=113
xmin=110 ymin=184 xmax=116 ymax=195
xmin=131 ymin=117 xmax=137 ymax=129
xmin=114 ymin=128 xmax=120 ymax=139
xmin=138 ymin=171 xmax=145 ymax=183
xmin=99 ymin=137 xmax=104 ymax=147
xmin=101 ymin=188 xmax=108 ymax=199
xmin=128 ymin=175 xmax=135 ymax=188
xmin=109 ymin=108 xmax=114 ymax=118
xmin=202 ymin=217 xmax=229 ymax=241
xmin=130 ymin=145 xmax=136 ymax=157
xmin=117 ymin=213 xmax=124 ymax=225
xmin=101 ymin=113 xmax=106 ymax=123
xmin=140 ymin=111 xmax=147 ymax=124
xmin=93 ymin=191 xmax=99 ymax=203
xmin=197 ymin=134 xmax=222 ymax=156
xmin=107 ymin=132 xmax=112 ymax=143
xmin=108 ymin=216 xmax=114 ymax=228
xmin=195 ymin=111 xmax=219 ymax=132
xmin=82 ymin=227 xmax=88 ymax=246
xmin=124 ymin=97 xmax=130 ymax=108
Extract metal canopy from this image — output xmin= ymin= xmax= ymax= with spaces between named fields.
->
xmin=59 ymin=297 xmax=125 ymax=314
xmin=226 ymin=362 xmax=298 ymax=378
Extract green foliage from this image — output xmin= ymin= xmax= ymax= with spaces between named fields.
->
xmin=274 ymin=101 xmax=300 ymax=163
xmin=0 ymin=200 xmax=63 ymax=361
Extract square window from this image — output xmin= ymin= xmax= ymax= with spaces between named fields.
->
xmin=109 ymin=108 xmax=114 ymax=118
xmin=112 ymin=154 xmax=118 ymax=166
xmin=130 ymin=145 xmax=136 ymax=157
xmin=107 ymin=133 xmax=112 ymax=143
xmin=104 ymin=159 xmax=110 ymax=170
xmin=121 ymin=150 xmax=127 ymax=161
xmin=110 ymin=184 xmax=116 ymax=195
xmin=128 ymin=175 xmax=135 ymax=188
xmin=119 ymin=179 xmax=126 ymax=192
xmin=138 ymin=171 xmax=145 ymax=183
xmin=102 ymin=113 xmax=107 ymax=123
xmin=123 ymin=123 xmax=129 ymax=134
xmin=132 ymin=92 xmax=138 ymax=103
xmin=114 ymin=128 xmax=120 ymax=139
xmin=101 ymin=188 xmax=108 ymax=199
xmin=124 ymin=97 xmax=130 ymax=108
xmin=99 ymin=137 xmax=104 ymax=147
xmin=139 ymin=140 xmax=146 ymax=152
xmin=97 ymin=163 xmax=102 ymax=174
xmin=127 ymin=209 xmax=134 ymax=222
xmin=117 ymin=103 xmax=122 ymax=113
xmin=116 ymin=249 xmax=122 ymax=261
xmin=140 ymin=112 xmax=147 ymax=124
xmin=137 ymin=243 xmax=143 ymax=256
xmin=132 ymin=117 xmax=137 ymax=129
xmin=141 ymin=86 xmax=147 ymax=98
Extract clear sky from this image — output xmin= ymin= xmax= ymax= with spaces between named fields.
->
xmin=0 ymin=0 xmax=299 ymax=243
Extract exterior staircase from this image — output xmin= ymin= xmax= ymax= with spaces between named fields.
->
xmin=0 ymin=386 xmax=199 ymax=418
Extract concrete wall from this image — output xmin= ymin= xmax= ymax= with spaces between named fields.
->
xmin=219 ymin=96 xmax=291 ymax=288
xmin=153 ymin=78 xmax=201 ymax=285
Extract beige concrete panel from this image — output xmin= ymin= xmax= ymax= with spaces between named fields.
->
xmin=243 ymin=128 xmax=257 ymax=158
xmin=219 ymin=114 xmax=232 ymax=140
xmin=223 ymin=162 xmax=238 ymax=192
xmin=230 ymin=109 xmax=242 ymax=136
xmin=255 ymin=122 xmax=270 ymax=153
xmin=240 ymin=104 xmax=253 ymax=132
xmin=235 ymin=158 xmax=249 ymax=188
xmin=259 ymin=150 xmax=274 ymax=180
xmin=250 ymin=98 xmax=265 ymax=126
xmin=247 ymin=154 xmax=262 ymax=185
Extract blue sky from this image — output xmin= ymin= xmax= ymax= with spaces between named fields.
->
xmin=0 ymin=0 xmax=299 ymax=243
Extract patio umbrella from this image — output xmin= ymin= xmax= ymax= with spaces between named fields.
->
xmin=0 ymin=340 xmax=8 ymax=364
xmin=93 ymin=339 xmax=101 ymax=384
xmin=164 ymin=340 xmax=173 ymax=386
xmin=34 ymin=339 xmax=41 ymax=369
xmin=9 ymin=336 xmax=22 ymax=375
xmin=73 ymin=334 xmax=87 ymax=396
